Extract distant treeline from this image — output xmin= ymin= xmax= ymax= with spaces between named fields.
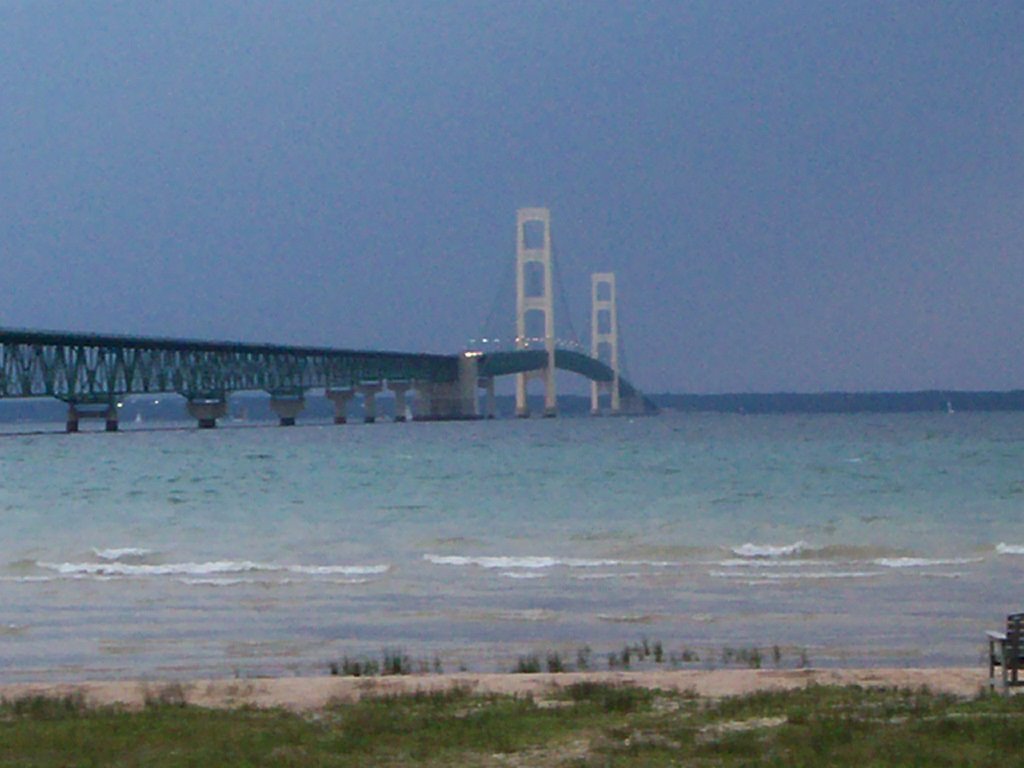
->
xmin=649 ymin=391 xmax=1024 ymax=414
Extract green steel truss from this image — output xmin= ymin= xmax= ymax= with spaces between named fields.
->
xmin=477 ymin=348 xmax=654 ymax=405
xmin=0 ymin=328 xmax=654 ymax=409
xmin=0 ymin=328 xmax=458 ymax=402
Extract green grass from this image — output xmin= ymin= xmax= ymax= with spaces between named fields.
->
xmin=2 ymin=684 xmax=1024 ymax=766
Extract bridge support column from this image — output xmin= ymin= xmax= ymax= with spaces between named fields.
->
xmin=515 ymin=207 xmax=557 ymax=419
xmin=590 ymin=272 xmax=621 ymax=415
xmin=389 ymin=381 xmax=411 ymax=422
xmin=515 ymin=366 xmax=557 ymax=418
xmin=462 ymin=355 xmax=480 ymax=418
xmin=65 ymin=401 xmax=119 ymax=433
xmin=325 ymin=388 xmax=355 ymax=424
xmin=359 ymin=383 xmax=383 ymax=423
xmin=412 ymin=356 xmax=480 ymax=421
xmin=479 ymin=376 xmax=496 ymax=419
xmin=543 ymin=362 xmax=557 ymax=418
xmin=413 ymin=382 xmax=435 ymax=420
xmin=269 ymin=394 xmax=305 ymax=426
xmin=515 ymin=376 xmax=530 ymax=418
xmin=412 ymin=382 xmax=463 ymax=420
xmin=187 ymin=398 xmax=228 ymax=429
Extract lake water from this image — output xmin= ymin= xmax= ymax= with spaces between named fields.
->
xmin=2 ymin=411 xmax=1023 ymax=682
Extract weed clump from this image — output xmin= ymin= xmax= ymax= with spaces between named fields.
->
xmin=576 ymin=645 xmax=592 ymax=671
xmin=382 ymin=648 xmax=411 ymax=676
xmin=545 ymin=652 xmax=566 ymax=673
xmin=653 ymin=639 xmax=664 ymax=663
xmin=563 ymin=682 xmax=653 ymax=713
xmin=142 ymin=683 xmax=190 ymax=709
xmin=720 ymin=646 xmax=766 ymax=669
xmin=514 ymin=654 xmax=541 ymax=674
xmin=4 ymin=694 xmax=88 ymax=719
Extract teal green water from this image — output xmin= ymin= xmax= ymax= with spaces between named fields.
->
xmin=2 ymin=412 xmax=1023 ymax=681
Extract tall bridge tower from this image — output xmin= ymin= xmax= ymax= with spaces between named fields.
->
xmin=590 ymin=272 xmax=620 ymax=414
xmin=515 ymin=207 xmax=557 ymax=417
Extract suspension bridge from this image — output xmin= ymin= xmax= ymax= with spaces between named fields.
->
xmin=0 ymin=208 xmax=655 ymax=431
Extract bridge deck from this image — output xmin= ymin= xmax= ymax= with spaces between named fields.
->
xmin=0 ymin=328 xmax=459 ymax=401
xmin=0 ymin=328 xmax=654 ymax=414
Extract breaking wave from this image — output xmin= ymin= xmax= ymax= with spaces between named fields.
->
xmin=499 ymin=571 xmax=547 ymax=580
xmin=873 ymin=557 xmax=982 ymax=568
xmin=710 ymin=569 xmax=882 ymax=581
xmin=423 ymin=554 xmax=673 ymax=570
xmin=92 ymin=547 xmax=154 ymax=562
xmin=730 ymin=541 xmax=813 ymax=559
xmin=35 ymin=560 xmax=389 ymax=579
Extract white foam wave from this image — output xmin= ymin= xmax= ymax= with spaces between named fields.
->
xmin=716 ymin=558 xmax=829 ymax=569
xmin=710 ymin=569 xmax=881 ymax=581
xmin=573 ymin=572 xmax=643 ymax=580
xmin=285 ymin=564 xmax=389 ymax=576
xmin=92 ymin=547 xmax=153 ymax=561
xmin=177 ymin=578 xmax=255 ymax=587
xmin=499 ymin=571 xmax=547 ymax=580
xmin=997 ymin=543 xmax=1024 ymax=555
xmin=425 ymin=554 xmax=615 ymax=569
xmin=178 ymin=576 xmax=375 ymax=587
xmin=731 ymin=541 xmax=811 ymax=559
xmin=423 ymin=554 xmax=671 ymax=570
xmin=873 ymin=557 xmax=982 ymax=568
xmin=36 ymin=560 xmax=389 ymax=578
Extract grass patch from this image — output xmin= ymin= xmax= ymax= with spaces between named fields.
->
xmin=3 ymin=684 xmax=1024 ymax=765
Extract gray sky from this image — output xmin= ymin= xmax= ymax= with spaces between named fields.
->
xmin=2 ymin=1 xmax=1022 ymax=393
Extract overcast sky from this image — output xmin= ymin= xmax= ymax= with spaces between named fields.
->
xmin=2 ymin=1 xmax=1022 ymax=393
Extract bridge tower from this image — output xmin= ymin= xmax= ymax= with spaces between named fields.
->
xmin=515 ymin=207 xmax=556 ymax=417
xmin=590 ymin=272 xmax=620 ymax=414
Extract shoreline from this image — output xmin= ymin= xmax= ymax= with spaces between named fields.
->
xmin=0 ymin=667 xmax=986 ymax=710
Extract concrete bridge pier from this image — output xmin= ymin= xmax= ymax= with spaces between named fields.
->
xmin=515 ymin=378 xmax=531 ymax=418
xmin=412 ymin=382 xmax=434 ymax=419
xmin=325 ymin=388 xmax=355 ymax=424
xmin=479 ymin=376 xmax=496 ymax=419
xmin=359 ymin=383 xmax=383 ymax=423
xmin=187 ymin=397 xmax=228 ymax=429
xmin=269 ymin=393 xmax=305 ymax=426
xmin=388 ymin=381 xmax=411 ymax=422
xmin=414 ymin=382 xmax=458 ymax=420
xmin=543 ymin=363 xmax=557 ymax=418
xmin=65 ymin=401 xmax=119 ymax=433
xmin=515 ymin=366 xmax=557 ymax=419
xmin=413 ymin=355 xmax=480 ymax=420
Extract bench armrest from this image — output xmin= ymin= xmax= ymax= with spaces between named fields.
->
xmin=987 ymin=631 xmax=1008 ymax=641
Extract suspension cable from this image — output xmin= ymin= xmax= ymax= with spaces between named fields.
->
xmin=549 ymin=234 xmax=582 ymax=349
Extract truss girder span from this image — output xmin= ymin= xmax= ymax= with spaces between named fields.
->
xmin=0 ymin=329 xmax=459 ymax=402
xmin=477 ymin=348 xmax=653 ymax=408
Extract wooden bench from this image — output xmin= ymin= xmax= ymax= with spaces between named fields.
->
xmin=988 ymin=613 xmax=1024 ymax=690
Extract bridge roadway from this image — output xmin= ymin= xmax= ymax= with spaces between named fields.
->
xmin=0 ymin=328 xmax=651 ymax=430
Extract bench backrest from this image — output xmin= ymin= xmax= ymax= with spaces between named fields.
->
xmin=1008 ymin=613 xmax=1024 ymax=659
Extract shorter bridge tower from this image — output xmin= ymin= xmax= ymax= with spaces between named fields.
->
xmin=515 ymin=207 xmax=556 ymax=417
xmin=590 ymin=272 xmax=620 ymax=414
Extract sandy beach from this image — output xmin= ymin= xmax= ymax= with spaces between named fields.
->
xmin=0 ymin=667 xmax=986 ymax=711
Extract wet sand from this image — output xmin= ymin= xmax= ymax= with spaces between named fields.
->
xmin=0 ymin=667 xmax=986 ymax=710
